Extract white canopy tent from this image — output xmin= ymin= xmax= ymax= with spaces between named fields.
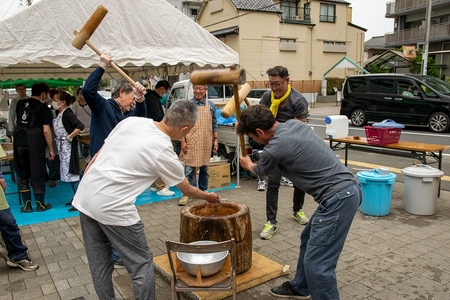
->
xmin=0 ymin=0 xmax=239 ymax=81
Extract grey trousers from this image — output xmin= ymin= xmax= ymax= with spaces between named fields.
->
xmin=79 ymin=212 xmax=155 ymax=300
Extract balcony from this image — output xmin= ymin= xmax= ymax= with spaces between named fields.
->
xmin=386 ymin=0 xmax=450 ymax=17
xmin=385 ymin=22 xmax=450 ymax=46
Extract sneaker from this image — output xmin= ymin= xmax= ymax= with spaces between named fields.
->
xmin=150 ymin=187 xmax=157 ymax=192
xmin=7 ymin=258 xmax=39 ymax=272
xmin=260 ymin=221 xmax=277 ymax=240
xmin=20 ymin=200 xmax=32 ymax=213
xmin=271 ymin=281 xmax=310 ymax=299
xmin=36 ymin=201 xmax=52 ymax=212
xmin=178 ymin=195 xmax=192 ymax=206
xmin=280 ymin=177 xmax=294 ymax=187
xmin=114 ymin=259 xmax=126 ymax=269
xmin=293 ymin=210 xmax=309 ymax=225
xmin=257 ymin=180 xmax=266 ymax=191
xmin=157 ymin=187 xmax=175 ymax=196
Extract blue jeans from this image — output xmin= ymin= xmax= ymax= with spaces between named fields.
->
xmin=185 ymin=165 xmax=209 ymax=191
xmin=0 ymin=208 xmax=28 ymax=261
xmin=291 ymin=183 xmax=361 ymax=300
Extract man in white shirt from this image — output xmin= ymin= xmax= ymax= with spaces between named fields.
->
xmin=72 ymin=99 xmax=220 ymax=300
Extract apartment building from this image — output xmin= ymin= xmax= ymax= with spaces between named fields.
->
xmin=385 ymin=0 xmax=450 ymax=77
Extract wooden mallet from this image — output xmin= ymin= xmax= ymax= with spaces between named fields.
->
xmin=190 ymin=68 xmax=248 ymax=156
xmin=72 ymin=5 xmax=143 ymax=91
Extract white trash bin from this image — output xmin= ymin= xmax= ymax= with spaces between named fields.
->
xmin=401 ymin=164 xmax=444 ymax=215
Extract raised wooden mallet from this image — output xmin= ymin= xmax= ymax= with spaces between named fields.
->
xmin=72 ymin=5 xmax=143 ymax=92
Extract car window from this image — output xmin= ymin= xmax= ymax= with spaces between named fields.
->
xmin=171 ymin=87 xmax=185 ymax=101
xmin=348 ymin=78 xmax=366 ymax=92
xmin=398 ymin=80 xmax=416 ymax=97
xmin=369 ymin=79 xmax=394 ymax=94
xmin=420 ymin=84 xmax=438 ymax=98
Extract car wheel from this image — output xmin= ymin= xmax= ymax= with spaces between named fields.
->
xmin=428 ymin=112 xmax=450 ymax=133
xmin=350 ymin=109 xmax=367 ymax=127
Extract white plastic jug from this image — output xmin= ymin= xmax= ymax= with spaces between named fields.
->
xmin=325 ymin=115 xmax=349 ymax=139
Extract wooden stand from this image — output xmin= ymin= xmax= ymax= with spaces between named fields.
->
xmin=173 ymin=252 xmax=232 ymax=287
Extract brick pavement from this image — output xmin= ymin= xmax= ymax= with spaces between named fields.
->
xmin=1 ymin=176 xmax=450 ymax=300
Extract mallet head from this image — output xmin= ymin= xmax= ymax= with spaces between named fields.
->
xmin=190 ymin=69 xmax=246 ymax=86
xmin=71 ymin=5 xmax=108 ymax=50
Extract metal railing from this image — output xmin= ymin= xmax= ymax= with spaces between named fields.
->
xmin=386 ymin=0 xmax=448 ymax=15
xmin=385 ymin=22 xmax=450 ymax=45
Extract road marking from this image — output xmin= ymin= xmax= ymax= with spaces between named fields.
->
xmin=343 ymin=159 xmax=450 ymax=182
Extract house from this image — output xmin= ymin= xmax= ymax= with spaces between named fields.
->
xmin=194 ymin=0 xmax=367 ymax=84
xmin=385 ymin=0 xmax=450 ymax=77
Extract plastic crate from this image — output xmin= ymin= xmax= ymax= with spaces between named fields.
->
xmin=364 ymin=126 xmax=402 ymax=145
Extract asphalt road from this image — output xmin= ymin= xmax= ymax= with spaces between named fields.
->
xmin=308 ymin=114 xmax=450 ymax=192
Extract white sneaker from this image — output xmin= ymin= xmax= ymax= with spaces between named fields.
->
xmin=280 ymin=177 xmax=294 ymax=187
xmin=157 ymin=187 xmax=175 ymax=196
xmin=150 ymin=187 xmax=157 ymax=192
xmin=257 ymin=180 xmax=266 ymax=191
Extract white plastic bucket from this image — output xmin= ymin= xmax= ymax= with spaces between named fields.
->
xmin=401 ymin=164 xmax=444 ymax=215
xmin=325 ymin=115 xmax=349 ymax=139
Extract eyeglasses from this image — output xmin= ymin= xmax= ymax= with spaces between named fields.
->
xmin=268 ymin=79 xmax=286 ymax=88
xmin=193 ymin=87 xmax=206 ymax=91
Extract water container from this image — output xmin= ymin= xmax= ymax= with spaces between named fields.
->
xmin=325 ymin=115 xmax=349 ymax=139
xmin=357 ymin=168 xmax=397 ymax=216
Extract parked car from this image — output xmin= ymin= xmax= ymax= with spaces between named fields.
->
xmin=245 ymin=88 xmax=270 ymax=106
xmin=340 ymin=74 xmax=450 ymax=133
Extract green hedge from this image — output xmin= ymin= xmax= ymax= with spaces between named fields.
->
xmin=325 ymin=77 xmax=345 ymax=95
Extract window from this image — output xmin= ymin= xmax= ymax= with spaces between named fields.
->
xmin=281 ymin=0 xmax=298 ymax=19
xmin=348 ymin=78 xmax=366 ymax=93
xmin=190 ymin=8 xmax=198 ymax=16
xmin=320 ymin=3 xmax=335 ymax=23
xmin=369 ymin=79 xmax=394 ymax=94
xmin=304 ymin=3 xmax=310 ymax=20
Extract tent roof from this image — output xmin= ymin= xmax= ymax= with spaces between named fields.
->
xmin=0 ymin=0 xmax=239 ymax=81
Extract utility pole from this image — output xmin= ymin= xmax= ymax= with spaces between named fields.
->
xmin=422 ymin=0 xmax=432 ymax=75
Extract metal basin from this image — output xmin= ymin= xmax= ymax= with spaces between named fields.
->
xmin=176 ymin=240 xmax=228 ymax=277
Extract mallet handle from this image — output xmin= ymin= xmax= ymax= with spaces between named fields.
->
xmin=73 ymin=30 xmax=144 ymax=94
xmin=232 ymin=83 xmax=247 ymax=157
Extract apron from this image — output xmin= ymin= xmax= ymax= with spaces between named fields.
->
xmin=180 ymin=100 xmax=212 ymax=167
xmin=53 ymin=109 xmax=80 ymax=182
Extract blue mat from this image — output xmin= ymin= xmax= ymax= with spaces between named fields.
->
xmin=4 ymin=175 xmax=236 ymax=227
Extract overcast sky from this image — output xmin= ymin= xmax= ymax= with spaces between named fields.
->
xmin=1 ymin=0 xmax=394 ymax=41
xmin=349 ymin=0 xmax=394 ymax=41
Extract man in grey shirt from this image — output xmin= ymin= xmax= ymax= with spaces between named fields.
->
xmin=238 ymin=105 xmax=361 ymax=300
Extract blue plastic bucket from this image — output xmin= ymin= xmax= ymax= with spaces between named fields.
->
xmin=357 ymin=169 xmax=397 ymax=216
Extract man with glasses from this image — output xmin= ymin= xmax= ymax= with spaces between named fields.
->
xmin=178 ymin=84 xmax=219 ymax=205
xmin=14 ymin=83 xmax=55 ymax=212
xmin=258 ymin=66 xmax=310 ymax=239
